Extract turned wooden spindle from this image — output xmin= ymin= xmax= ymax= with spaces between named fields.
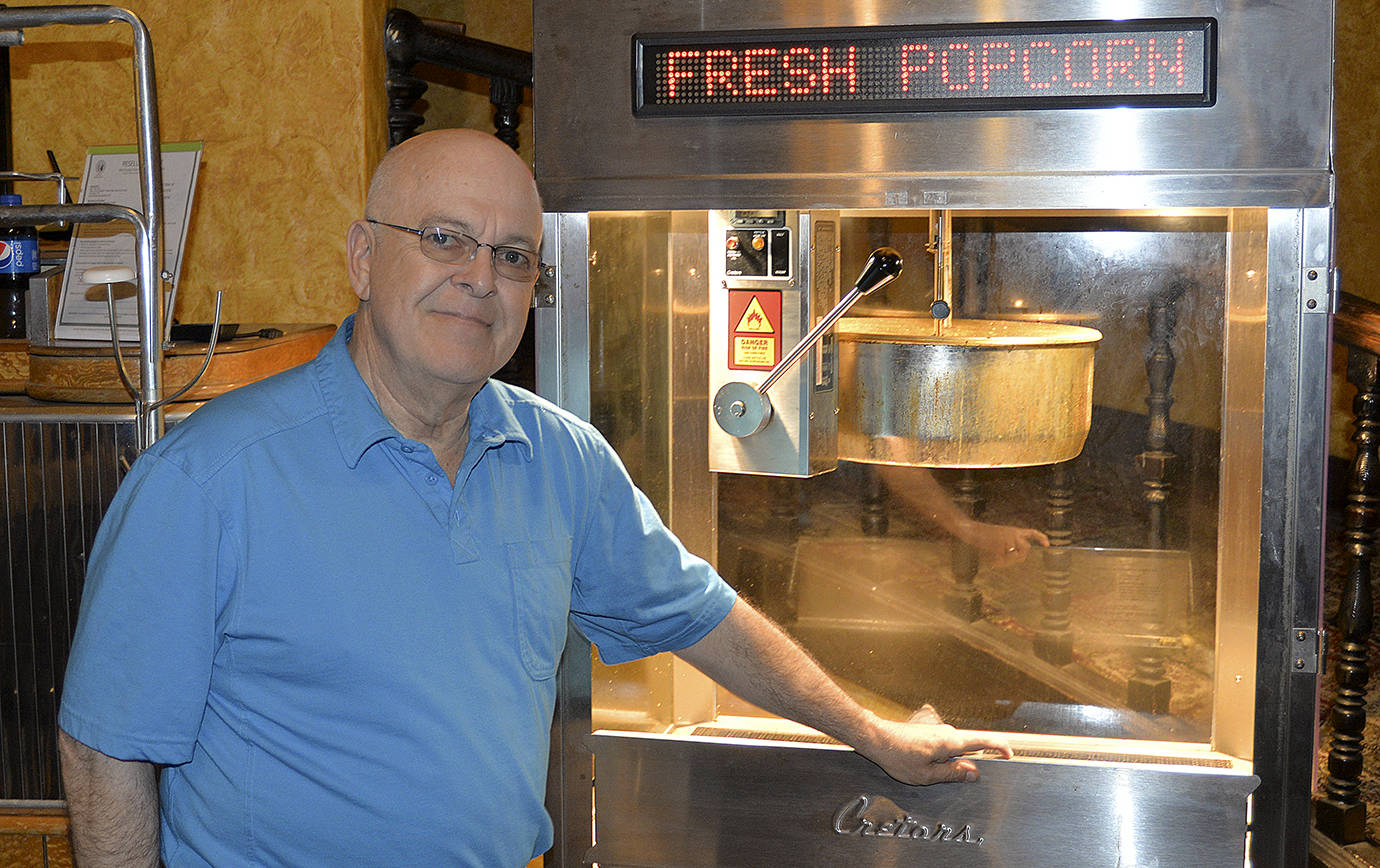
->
xmin=1129 ymin=280 xmax=1186 ymax=714
xmin=944 ymin=469 xmax=984 ymax=622
xmin=490 ymin=77 xmax=524 ymax=151
xmin=860 ymin=467 xmax=889 ymax=537
xmin=1035 ymin=460 xmax=1075 ymax=665
xmin=385 ymin=70 xmax=428 ymax=148
xmin=1316 ymin=347 xmax=1380 ymax=844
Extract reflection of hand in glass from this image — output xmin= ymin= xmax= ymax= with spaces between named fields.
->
xmin=957 ymin=521 xmax=1049 ymax=567
xmin=876 ymin=463 xmax=1049 ymax=567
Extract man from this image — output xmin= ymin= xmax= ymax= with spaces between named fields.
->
xmin=57 ymin=129 xmax=1011 ymax=867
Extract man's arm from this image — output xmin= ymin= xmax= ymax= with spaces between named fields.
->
xmin=675 ymin=598 xmax=1012 ymax=785
xmin=877 ymin=464 xmax=1048 ymax=566
xmin=58 ymin=728 xmax=160 ymax=868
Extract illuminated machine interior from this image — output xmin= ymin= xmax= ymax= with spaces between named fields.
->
xmin=531 ymin=3 xmax=1331 ymax=867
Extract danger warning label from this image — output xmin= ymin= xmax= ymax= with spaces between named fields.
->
xmin=728 ymin=289 xmax=781 ymax=370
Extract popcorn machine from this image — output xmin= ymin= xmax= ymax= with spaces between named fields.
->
xmin=531 ymin=1 xmax=1332 ymax=865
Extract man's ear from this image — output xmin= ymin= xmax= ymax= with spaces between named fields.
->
xmin=346 ymin=220 xmax=374 ymax=302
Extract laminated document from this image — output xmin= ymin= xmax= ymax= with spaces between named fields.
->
xmin=53 ymin=142 xmax=202 ymax=342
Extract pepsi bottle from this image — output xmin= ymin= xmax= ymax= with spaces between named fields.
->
xmin=0 ymin=193 xmax=38 ymax=339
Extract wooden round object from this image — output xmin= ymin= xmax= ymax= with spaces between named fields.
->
xmin=26 ymin=325 xmax=335 ymax=403
xmin=0 ymin=338 xmax=27 ymax=394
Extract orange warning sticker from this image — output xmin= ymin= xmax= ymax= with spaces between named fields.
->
xmin=735 ymin=296 xmax=774 ymax=333
xmin=727 ymin=290 xmax=781 ymax=370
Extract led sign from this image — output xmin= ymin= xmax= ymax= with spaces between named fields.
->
xmin=634 ymin=19 xmax=1215 ymax=116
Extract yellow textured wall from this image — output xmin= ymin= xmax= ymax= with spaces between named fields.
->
xmin=1337 ymin=0 xmax=1380 ymax=306
xmin=1330 ymin=0 xmax=1378 ymax=457
xmin=9 ymin=0 xmax=390 ymax=325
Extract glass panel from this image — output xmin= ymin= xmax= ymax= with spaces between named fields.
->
xmin=586 ymin=208 xmax=1267 ymax=754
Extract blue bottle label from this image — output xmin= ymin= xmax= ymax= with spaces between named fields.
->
xmin=0 ymin=237 xmax=37 ymax=275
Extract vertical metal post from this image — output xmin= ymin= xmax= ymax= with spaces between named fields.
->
xmin=537 ymin=212 xmax=592 ymax=868
xmin=0 ymin=6 xmax=167 ymax=449
xmin=124 ymin=8 xmax=165 ymax=448
xmin=1251 ymin=207 xmax=1331 ymax=868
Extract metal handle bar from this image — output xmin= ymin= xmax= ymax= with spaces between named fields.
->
xmin=0 ymin=6 xmax=170 ymax=449
xmin=0 ymin=202 xmax=216 ymax=450
xmin=757 ymin=247 xmax=903 ymax=395
xmin=712 ymin=247 xmax=903 ymax=439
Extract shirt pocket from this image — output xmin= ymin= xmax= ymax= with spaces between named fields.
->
xmin=505 ymin=537 xmax=574 ymax=680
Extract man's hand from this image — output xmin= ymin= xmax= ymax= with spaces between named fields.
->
xmin=852 ymin=705 xmax=1013 ymax=785
xmin=874 ymin=463 xmax=1049 ymax=567
xmin=677 ymin=600 xmax=1013 ymax=785
xmin=958 ymin=521 xmax=1049 ymax=567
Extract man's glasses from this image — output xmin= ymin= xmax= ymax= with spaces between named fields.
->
xmin=366 ymin=219 xmax=543 ymax=282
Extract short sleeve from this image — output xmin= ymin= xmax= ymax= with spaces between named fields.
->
xmin=567 ymin=444 xmax=736 ymax=665
xmin=58 ymin=451 xmax=229 ymax=765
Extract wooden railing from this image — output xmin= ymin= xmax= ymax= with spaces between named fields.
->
xmin=1316 ymin=291 xmax=1380 ymax=844
xmin=382 ymin=9 xmax=534 ymax=151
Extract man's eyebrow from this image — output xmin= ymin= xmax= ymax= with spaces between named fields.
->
xmin=418 ymin=214 xmax=478 ymax=235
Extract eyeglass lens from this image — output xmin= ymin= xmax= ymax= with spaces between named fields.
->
xmin=419 ymin=227 xmax=538 ymax=280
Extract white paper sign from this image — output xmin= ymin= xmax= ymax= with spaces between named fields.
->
xmin=54 ymin=142 xmax=202 ymax=342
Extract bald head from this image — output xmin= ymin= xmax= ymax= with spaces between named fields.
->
xmin=365 ymin=129 xmax=541 ymax=224
xmin=344 ymin=128 xmax=545 ymax=423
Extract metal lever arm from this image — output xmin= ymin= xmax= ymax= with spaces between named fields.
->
xmin=713 ymin=247 xmax=902 ymax=438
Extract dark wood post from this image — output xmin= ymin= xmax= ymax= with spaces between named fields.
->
xmin=382 ymin=9 xmax=532 ymax=151
xmin=1035 ymin=460 xmax=1075 ymax=664
xmin=1129 ymin=281 xmax=1185 ymax=713
xmin=1316 ymin=347 xmax=1380 ymax=843
xmin=943 ymin=469 xmax=983 ymax=621
xmin=490 ymin=77 xmax=524 ymax=152
xmin=860 ymin=467 xmax=888 ymax=537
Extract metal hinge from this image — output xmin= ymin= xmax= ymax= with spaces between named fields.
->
xmin=534 ymin=265 xmax=557 ymax=309
xmin=1301 ymin=266 xmax=1332 ymax=315
xmin=1292 ymin=627 xmax=1319 ymax=674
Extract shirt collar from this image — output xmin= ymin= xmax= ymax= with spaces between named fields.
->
xmin=466 ymin=375 xmax=535 ymax=462
xmin=313 ymin=314 xmax=534 ymax=467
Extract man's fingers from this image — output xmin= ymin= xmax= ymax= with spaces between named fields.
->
xmin=952 ymin=731 xmax=1013 ymax=760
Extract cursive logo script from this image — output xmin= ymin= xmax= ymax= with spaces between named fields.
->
xmin=832 ymin=795 xmax=984 ymax=845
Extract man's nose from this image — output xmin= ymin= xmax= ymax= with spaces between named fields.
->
xmin=450 ymin=247 xmax=498 ymax=297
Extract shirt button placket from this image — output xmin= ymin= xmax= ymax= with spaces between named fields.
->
xmin=449 ymin=470 xmax=478 ymax=564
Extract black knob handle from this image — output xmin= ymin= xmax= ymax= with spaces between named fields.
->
xmin=854 ymin=247 xmax=903 ymax=295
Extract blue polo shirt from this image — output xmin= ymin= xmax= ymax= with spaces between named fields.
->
xmin=58 ymin=317 xmax=737 ymax=867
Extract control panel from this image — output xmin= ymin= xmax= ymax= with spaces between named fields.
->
xmin=724 ymin=211 xmax=793 ymax=278
xmin=708 ymin=209 xmax=840 ymax=477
